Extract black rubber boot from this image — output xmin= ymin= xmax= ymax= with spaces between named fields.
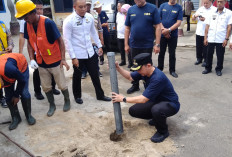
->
xmin=7 ymin=103 xmax=21 ymax=130
xmin=45 ymin=90 xmax=56 ymax=117
xmin=127 ymin=81 xmax=140 ymax=94
xmin=21 ymin=98 xmax=36 ymax=125
xmin=61 ymin=89 xmax=71 ymax=112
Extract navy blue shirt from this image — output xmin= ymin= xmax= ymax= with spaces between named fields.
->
xmin=99 ymin=11 xmax=109 ymax=36
xmin=159 ymin=2 xmax=183 ymax=37
xmin=4 ymin=58 xmax=28 ymax=98
xmin=24 ymin=18 xmax=61 ymax=68
xmin=125 ymin=3 xmax=161 ymax=48
xmin=131 ymin=68 xmax=180 ymax=111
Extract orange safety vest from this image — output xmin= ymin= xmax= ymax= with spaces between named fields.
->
xmin=27 ymin=16 xmax=61 ymax=65
xmin=0 ymin=53 xmax=28 ymax=85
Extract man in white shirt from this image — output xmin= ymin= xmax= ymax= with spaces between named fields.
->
xmin=203 ymin=0 xmax=232 ymax=76
xmin=192 ymin=0 xmax=216 ymax=67
xmin=116 ymin=1 xmax=126 ymax=66
xmin=63 ymin=0 xmax=111 ymax=104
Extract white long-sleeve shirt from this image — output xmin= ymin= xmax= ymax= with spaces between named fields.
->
xmin=63 ymin=12 xmax=102 ymax=59
xmin=116 ymin=12 xmax=125 ymax=39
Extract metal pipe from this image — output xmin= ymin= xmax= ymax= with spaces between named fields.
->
xmin=107 ymin=52 xmax=123 ymax=135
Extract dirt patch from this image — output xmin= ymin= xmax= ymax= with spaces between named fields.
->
xmin=25 ymin=109 xmax=176 ymax=157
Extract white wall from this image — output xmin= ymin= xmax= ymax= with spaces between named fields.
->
xmin=0 ymin=0 xmax=17 ymax=28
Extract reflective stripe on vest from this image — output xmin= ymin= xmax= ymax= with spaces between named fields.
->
xmin=27 ymin=16 xmax=61 ymax=65
xmin=0 ymin=23 xmax=8 ymax=51
xmin=0 ymin=53 xmax=28 ymax=84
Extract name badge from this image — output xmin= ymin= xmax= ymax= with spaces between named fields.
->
xmin=76 ymin=21 xmax=82 ymax=26
xmin=144 ymin=13 xmax=151 ymax=16
xmin=172 ymin=10 xmax=177 ymax=13
xmin=86 ymin=18 xmax=90 ymax=23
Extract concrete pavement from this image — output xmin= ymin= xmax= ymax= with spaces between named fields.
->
xmin=1 ymin=24 xmax=232 ymax=157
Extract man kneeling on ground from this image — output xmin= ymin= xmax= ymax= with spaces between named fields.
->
xmin=112 ymin=53 xmax=180 ymax=143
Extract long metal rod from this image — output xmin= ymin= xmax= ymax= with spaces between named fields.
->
xmin=107 ymin=52 xmax=123 ymax=134
xmin=0 ymin=130 xmax=35 ymax=157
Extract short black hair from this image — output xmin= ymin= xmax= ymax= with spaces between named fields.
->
xmin=32 ymin=0 xmax=43 ymax=5
xmin=118 ymin=0 xmax=125 ymax=5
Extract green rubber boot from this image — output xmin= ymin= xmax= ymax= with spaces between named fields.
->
xmin=21 ymin=98 xmax=36 ymax=125
xmin=8 ymin=103 xmax=21 ymax=130
xmin=45 ymin=90 xmax=56 ymax=117
xmin=62 ymin=89 xmax=71 ymax=112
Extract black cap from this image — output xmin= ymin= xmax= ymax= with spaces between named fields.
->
xmin=130 ymin=53 xmax=152 ymax=71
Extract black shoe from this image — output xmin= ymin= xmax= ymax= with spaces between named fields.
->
xmin=127 ymin=64 xmax=132 ymax=69
xmin=34 ymin=93 xmax=45 ymax=100
xmin=195 ymin=60 xmax=202 ymax=65
xmin=75 ymin=98 xmax=83 ymax=104
xmin=151 ymin=131 xmax=169 ymax=143
xmin=53 ymin=89 xmax=60 ymax=95
xmin=127 ymin=85 xmax=140 ymax=94
xmin=202 ymin=69 xmax=211 ymax=74
xmin=81 ymin=73 xmax=87 ymax=79
xmin=216 ymin=71 xmax=222 ymax=76
xmin=0 ymin=97 xmax=7 ymax=108
xmin=170 ymin=72 xmax=178 ymax=78
xmin=119 ymin=62 xmax=126 ymax=66
xmin=201 ymin=62 xmax=206 ymax=67
xmin=97 ymin=96 xmax=111 ymax=101
xmin=99 ymin=72 xmax=103 ymax=77
xmin=148 ymin=119 xmax=156 ymax=126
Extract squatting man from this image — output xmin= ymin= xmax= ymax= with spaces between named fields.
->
xmin=112 ymin=53 xmax=180 ymax=143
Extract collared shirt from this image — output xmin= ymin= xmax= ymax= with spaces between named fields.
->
xmin=205 ymin=8 xmax=232 ymax=43
xmin=63 ymin=12 xmax=102 ymax=59
xmin=159 ymin=2 xmax=183 ymax=37
xmin=90 ymin=10 xmax=103 ymax=45
xmin=194 ymin=5 xmax=217 ymax=36
xmin=116 ymin=12 xmax=125 ymax=39
xmin=182 ymin=0 xmax=194 ymax=16
xmin=90 ymin=10 xmax=103 ymax=33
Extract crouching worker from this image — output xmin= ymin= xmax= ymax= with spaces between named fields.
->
xmin=15 ymin=0 xmax=71 ymax=117
xmin=0 ymin=53 xmax=36 ymax=130
xmin=112 ymin=53 xmax=180 ymax=143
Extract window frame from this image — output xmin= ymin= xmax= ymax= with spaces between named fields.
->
xmin=0 ymin=0 xmax=6 ymax=13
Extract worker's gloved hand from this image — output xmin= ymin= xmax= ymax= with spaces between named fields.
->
xmin=30 ymin=60 xmax=39 ymax=69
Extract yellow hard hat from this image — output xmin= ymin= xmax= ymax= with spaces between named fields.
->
xmin=15 ymin=0 xmax=36 ymax=19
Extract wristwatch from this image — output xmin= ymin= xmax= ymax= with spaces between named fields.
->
xmin=155 ymin=44 xmax=160 ymax=48
xmin=123 ymin=97 xmax=127 ymax=103
xmin=168 ymin=28 xmax=171 ymax=33
xmin=225 ymin=38 xmax=229 ymax=41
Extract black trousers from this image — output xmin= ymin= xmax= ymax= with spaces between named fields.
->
xmin=100 ymin=34 xmax=111 ymax=62
xmin=0 ymin=89 xmax=3 ymax=99
xmin=131 ymin=47 xmax=153 ymax=87
xmin=129 ymin=101 xmax=178 ymax=134
xmin=158 ymin=37 xmax=178 ymax=73
xmin=33 ymin=55 xmax=56 ymax=94
xmin=73 ymin=53 xmax=104 ymax=99
xmin=205 ymin=43 xmax=225 ymax=71
xmin=117 ymin=39 xmax=126 ymax=63
xmin=117 ymin=39 xmax=133 ymax=65
xmin=184 ymin=15 xmax=190 ymax=31
xmin=196 ymin=35 xmax=208 ymax=62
